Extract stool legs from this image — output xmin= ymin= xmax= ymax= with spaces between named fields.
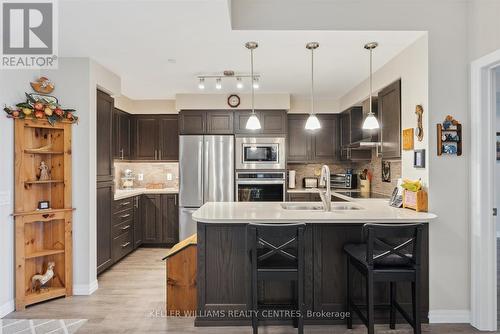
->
xmin=412 ymin=272 xmax=421 ymax=334
xmin=390 ymin=281 xmax=396 ymax=329
xmin=366 ymin=272 xmax=375 ymax=334
xmin=346 ymin=256 xmax=352 ymax=329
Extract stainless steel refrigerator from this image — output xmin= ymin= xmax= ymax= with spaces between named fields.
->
xmin=179 ymin=135 xmax=234 ymax=240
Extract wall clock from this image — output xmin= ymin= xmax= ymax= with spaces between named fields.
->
xmin=227 ymin=94 xmax=240 ymax=108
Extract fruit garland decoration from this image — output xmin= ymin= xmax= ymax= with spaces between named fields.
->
xmin=4 ymin=92 xmax=78 ymax=126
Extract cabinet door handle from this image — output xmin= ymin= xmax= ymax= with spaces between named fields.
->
xmin=120 ymin=201 xmax=131 ymax=206
xmin=159 ymin=150 xmax=162 ymax=160
xmin=120 ymin=148 xmax=124 ymax=160
xmin=121 ymin=242 xmax=131 ymax=248
xmin=174 ymin=195 xmax=177 ymax=206
xmin=120 ymin=213 xmax=131 ymax=219
xmin=121 ymin=225 xmax=131 ymax=231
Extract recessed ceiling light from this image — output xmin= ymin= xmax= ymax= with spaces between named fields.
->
xmin=167 ymin=59 xmax=176 ymax=64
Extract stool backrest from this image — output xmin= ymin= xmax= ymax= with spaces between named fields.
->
xmin=363 ymin=223 xmax=423 ymax=267
xmin=247 ymin=223 xmax=305 ymax=269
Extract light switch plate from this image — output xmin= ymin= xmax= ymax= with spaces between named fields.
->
xmin=137 ymin=173 xmax=144 ymax=181
xmin=167 ymin=173 xmax=172 ymax=181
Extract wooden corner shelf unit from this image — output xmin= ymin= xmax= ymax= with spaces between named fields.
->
xmin=13 ymin=119 xmax=74 ymax=310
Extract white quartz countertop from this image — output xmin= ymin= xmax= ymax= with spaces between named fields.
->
xmin=114 ymin=188 xmax=178 ymax=200
xmin=192 ymin=200 xmax=437 ymax=224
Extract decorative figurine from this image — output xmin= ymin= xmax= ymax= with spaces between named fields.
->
xmin=30 ymin=77 xmax=55 ymax=94
xmin=415 ymin=105 xmax=424 ymax=142
xmin=31 ymin=262 xmax=55 ymax=292
xmin=39 ymin=161 xmax=50 ymax=181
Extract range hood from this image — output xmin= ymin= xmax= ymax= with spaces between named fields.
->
xmin=348 ymin=140 xmax=381 ymax=149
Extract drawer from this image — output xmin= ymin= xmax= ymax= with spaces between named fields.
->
xmin=112 ymin=219 xmax=133 ymax=238
xmin=113 ymin=208 xmax=133 ymax=224
xmin=113 ymin=198 xmax=134 ymax=212
xmin=112 ymin=229 xmax=133 ymax=262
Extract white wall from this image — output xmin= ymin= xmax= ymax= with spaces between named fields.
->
xmin=115 ymin=97 xmax=177 ymax=114
xmin=230 ymin=0 xmax=483 ymax=322
xmin=0 ymin=71 xmax=35 ymax=317
xmin=339 ymin=35 xmax=429 ymax=185
xmin=496 ymin=69 xmax=500 ymax=237
xmin=0 ymin=58 xmax=121 ymax=316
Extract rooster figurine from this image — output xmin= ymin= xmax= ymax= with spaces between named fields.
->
xmin=31 ymin=261 xmax=55 ymax=292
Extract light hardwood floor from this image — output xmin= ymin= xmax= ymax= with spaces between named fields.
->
xmin=5 ymin=248 xmax=492 ymax=333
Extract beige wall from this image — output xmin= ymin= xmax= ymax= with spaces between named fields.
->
xmin=289 ymin=96 xmax=339 ymax=114
xmin=175 ymin=93 xmax=290 ymax=110
xmin=114 ymin=96 xmax=176 ymax=114
xmin=340 ymin=35 xmax=429 ymax=187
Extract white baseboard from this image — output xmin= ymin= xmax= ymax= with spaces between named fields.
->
xmin=428 ymin=310 xmax=471 ymax=323
xmin=0 ymin=299 xmax=15 ymax=318
xmin=73 ymin=279 xmax=98 ymax=295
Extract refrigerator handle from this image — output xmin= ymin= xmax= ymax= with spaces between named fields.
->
xmin=197 ymin=138 xmax=203 ymax=204
xmin=203 ymin=138 xmax=209 ymax=203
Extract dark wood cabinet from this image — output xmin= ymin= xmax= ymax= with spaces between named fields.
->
xmin=113 ymin=108 xmax=131 ymax=160
xmin=206 ymin=111 xmax=234 ymax=134
xmin=133 ymin=117 xmax=158 ymax=160
xmin=179 ymin=110 xmax=206 ymax=134
xmin=234 ymin=110 xmax=287 ymax=135
xmin=287 ymin=115 xmax=310 ymax=162
xmin=159 ymin=116 xmax=179 ymax=161
xmin=179 ymin=110 xmax=234 ymax=135
xmin=96 ymin=90 xmax=114 ymax=182
xmin=311 ymin=114 xmax=339 ymax=161
xmin=133 ymin=196 xmax=142 ymax=248
xmin=132 ymin=115 xmax=179 ymax=161
xmin=162 ymin=194 xmax=179 ymax=245
xmin=142 ymin=195 xmax=162 ymax=244
xmin=141 ymin=194 xmax=179 ymax=246
xmin=196 ymin=222 xmax=429 ymax=326
xmin=287 ymin=114 xmax=339 ymax=163
xmin=97 ymin=181 xmax=113 ymax=274
xmin=378 ymin=80 xmax=401 ymax=159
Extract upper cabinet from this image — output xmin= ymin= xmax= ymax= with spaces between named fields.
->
xmin=378 ymin=79 xmax=401 ymax=159
xmin=97 ymin=90 xmax=114 ymax=182
xmin=287 ymin=114 xmax=339 ymax=163
xmin=131 ymin=115 xmax=179 ymax=161
xmin=179 ymin=110 xmax=233 ymax=134
xmin=113 ymin=108 xmax=131 ymax=160
xmin=234 ymin=110 xmax=287 ymax=135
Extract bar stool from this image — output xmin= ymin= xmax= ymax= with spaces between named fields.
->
xmin=344 ymin=223 xmax=423 ymax=334
xmin=247 ymin=223 xmax=305 ymax=334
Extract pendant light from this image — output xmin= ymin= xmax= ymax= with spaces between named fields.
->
xmin=245 ymin=41 xmax=261 ymax=130
xmin=305 ymin=42 xmax=321 ymax=131
xmin=362 ymin=42 xmax=380 ymax=130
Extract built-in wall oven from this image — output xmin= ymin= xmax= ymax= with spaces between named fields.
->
xmin=236 ymin=172 xmax=286 ymax=202
xmin=235 ymin=137 xmax=286 ymax=170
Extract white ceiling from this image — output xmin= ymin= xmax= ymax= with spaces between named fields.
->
xmin=59 ymin=0 xmax=425 ymax=100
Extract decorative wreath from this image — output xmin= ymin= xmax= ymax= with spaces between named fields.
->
xmin=4 ymin=92 xmax=78 ymax=126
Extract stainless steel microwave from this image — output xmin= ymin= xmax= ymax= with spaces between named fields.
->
xmin=235 ymin=137 xmax=286 ymax=170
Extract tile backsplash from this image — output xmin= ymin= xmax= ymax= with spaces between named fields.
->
xmin=287 ymin=150 xmax=402 ymax=196
xmin=114 ymin=162 xmax=179 ymax=189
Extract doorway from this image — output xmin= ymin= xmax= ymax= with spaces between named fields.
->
xmin=470 ymin=50 xmax=500 ymax=331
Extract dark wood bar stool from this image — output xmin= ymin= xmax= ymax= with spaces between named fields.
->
xmin=247 ymin=223 xmax=305 ymax=334
xmin=344 ymin=223 xmax=424 ymax=334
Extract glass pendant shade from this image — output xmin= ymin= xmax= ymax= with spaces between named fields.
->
xmin=305 ymin=114 xmax=321 ymax=130
xmin=362 ymin=113 xmax=380 ymax=130
xmin=246 ymin=113 xmax=261 ymax=130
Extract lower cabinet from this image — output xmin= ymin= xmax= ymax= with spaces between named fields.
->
xmin=98 ymin=193 xmax=179 ymax=275
xmin=142 ymin=194 xmax=179 ymax=246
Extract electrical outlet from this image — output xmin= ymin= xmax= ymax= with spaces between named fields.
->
xmin=137 ymin=173 xmax=144 ymax=181
xmin=0 ymin=191 xmax=11 ymax=206
xmin=167 ymin=173 xmax=173 ymax=181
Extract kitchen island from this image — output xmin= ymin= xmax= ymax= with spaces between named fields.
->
xmin=192 ymin=200 xmax=436 ymax=327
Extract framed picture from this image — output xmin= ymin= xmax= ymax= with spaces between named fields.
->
xmin=497 ymin=132 xmax=500 ymax=161
xmin=382 ymin=161 xmax=391 ymax=182
xmin=414 ymin=149 xmax=426 ymax=168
